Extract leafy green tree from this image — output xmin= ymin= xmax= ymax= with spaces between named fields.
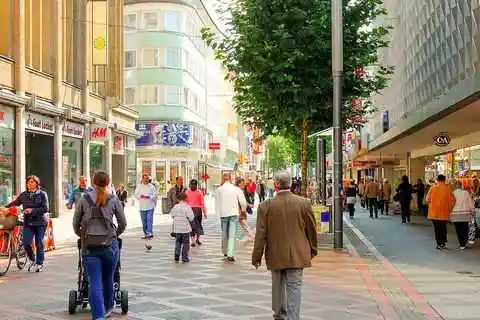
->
xmin=266 ymin=136 xmax=293 ymax=172
xmin=202 ymin=0 xmax=393 ymax=195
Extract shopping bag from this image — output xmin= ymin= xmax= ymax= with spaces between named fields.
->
xmin=468 ymin=217 xmax=476 ymax=243
xmin=236 ymin=221 xmax=245 ymax=240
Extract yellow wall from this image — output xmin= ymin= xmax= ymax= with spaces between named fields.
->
xmin=0 ymin=0 xmax=12 ymax=58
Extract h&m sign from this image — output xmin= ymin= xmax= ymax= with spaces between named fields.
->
xmin=91 ymin=124 xmax=109 ymax=141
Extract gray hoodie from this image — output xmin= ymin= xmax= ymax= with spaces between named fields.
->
xmin=72 ymin=190 xmax=127 ymax=240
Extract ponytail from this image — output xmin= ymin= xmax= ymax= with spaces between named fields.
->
xmin=95 ymin=187 xmax=108 ymax=206
xmin=92 ymin=170 xmax=110 ymax=206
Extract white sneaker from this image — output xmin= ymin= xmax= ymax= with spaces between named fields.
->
xmin=27 ymin=260 xmax=36 ymax=272
xmin=36 ymin=264 xmax=45 ymax=272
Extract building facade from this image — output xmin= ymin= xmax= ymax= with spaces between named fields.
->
xmin=355 ymin=0 xmax=480 ymax=186
xmin=125 ymin=0 xmax=241 ymax=193
xmin=0 ymin=0 xmax=138 ymax=216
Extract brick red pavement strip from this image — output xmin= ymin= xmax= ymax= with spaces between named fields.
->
xmin=344 ymin=217 xmax=445 ymax=320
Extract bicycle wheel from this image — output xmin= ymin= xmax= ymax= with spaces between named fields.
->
xmin=0 ymin=230 xmax=13 ymax=276
xmin=15 ymin=230 xmax=27 ymax=270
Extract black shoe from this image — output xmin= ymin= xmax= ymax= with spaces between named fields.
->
xmin=196 ymin=240 xmax=202 ymax=246
xmin=191 ymin=242 xmax=196 ymax=247
xmin=174 ymin=256 xmax=180 ymax=263
xmin=183 ymin=258 xmax=190 ymax=263
xmin=225 ymin=257 xmax=235 ymax=263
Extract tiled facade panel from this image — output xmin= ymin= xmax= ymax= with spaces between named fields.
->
xmin=367 ymin=0 xmax=480 ymax=140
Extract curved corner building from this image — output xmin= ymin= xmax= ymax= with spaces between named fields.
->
xmin=124 ymin=0 xmax=235 ymax=194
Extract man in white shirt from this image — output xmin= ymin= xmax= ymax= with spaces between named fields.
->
xmin=215 ymin=172 xmax=247 ymax=263
xmin=135 ymin=174 xmax=158 ymax=249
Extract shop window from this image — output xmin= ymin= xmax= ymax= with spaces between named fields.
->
xmin=127 ymin=148 xmax=136 ymax=192
xmin=166 ymin=86 xmax=182 ymax=105
xmin=89 ymin=143 xmax=106 ymax=177
xmin=124 ymin=13 xmax=137 ymax=31
xmin=165 ymin=11 xmax=181 ymax=32
xmin=142 ymin=48 xmax=159 ymax=67
xmin=124 ymin=87 xmax=136 ymax=105
xmin=142 ymin=160 xmax=152 ymax=176
xmin=62 ymin=137 xmax=82 ymax=190
xmin=142 ymin=86 xmax=158 ymax=105
xmin=124 ymin=50 xmax=136 ymax=68
xmin=0 ymin=127 xmax=14 ymax=205
xmin=155 ymin=161 xmax=166 ymax=195
xmin=143 ymin=12 xmax=158 ymax=30
xmin=165 ymin=47 xmax=182 ymax=68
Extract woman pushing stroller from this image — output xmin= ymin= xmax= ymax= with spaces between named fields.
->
xmin=73 ymin=170 xmax=127 ymax=320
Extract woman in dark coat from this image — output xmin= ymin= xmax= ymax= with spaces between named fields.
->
xmin=6 ymin=175 xmax=49 ymax=272
xmin=396 ymin=175 xmax=413 ymax=224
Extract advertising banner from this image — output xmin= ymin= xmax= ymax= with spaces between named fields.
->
xmin=136 ymin=123 xmax=194 ymax=147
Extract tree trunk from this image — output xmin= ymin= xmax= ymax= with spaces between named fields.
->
xmin=300 ymin=118 xmax=309 ymax=196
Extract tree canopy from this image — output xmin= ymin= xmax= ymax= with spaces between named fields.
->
xmin=202 ymin=0 xmax=393 ymax=193
xmin=266 ymin=136 xmax=293 ymax=171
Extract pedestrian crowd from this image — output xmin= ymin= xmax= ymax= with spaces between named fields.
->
xmin=0 ymin=170 xmax=318 ymax=320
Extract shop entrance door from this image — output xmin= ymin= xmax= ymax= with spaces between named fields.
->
xmin=25 ymin=132 xmax=55 ymax=216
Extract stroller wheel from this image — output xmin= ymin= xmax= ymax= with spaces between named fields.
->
xmin=120 ymin=290 xmax=128 ymax=314
xmin=68 ymin=290 xmax=77 ymax=314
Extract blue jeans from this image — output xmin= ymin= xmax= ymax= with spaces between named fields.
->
xmin=140 ymin=209 xmax=154 ymax=236
xmin=174 ymin=233 xmax=190 ymax=262
xmin=82 ymin=240 xmax=119 ymax=320
xmin=221 ymin=216 xmax=238 ymax=258
xmin=23 ymin=225 xmax=45 ymax=265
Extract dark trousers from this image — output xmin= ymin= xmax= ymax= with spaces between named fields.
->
xmin=259 ymin=193 xmax=265 ymax=202
xmin=432 ymin=220 xmax=448 ymax=246
xmin=378 ymin=200 xmax=389 ymax=215
xmin=367 ymin=198 xmax=378 ymax=218
xmin=174 ymin=233 xmax=190 ymax=262
xmin=347 ymin=203 xmax=355 ymax=217
xmin=400 ymin=201 xmax=411 ymax=223
xmin=454 ymin=221 xmax=469 ymax=247
xmin=23 ymin=225 xmax=45 ymax=265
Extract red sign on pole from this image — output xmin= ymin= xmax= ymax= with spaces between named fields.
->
xmin=208 ymin=142 xmax=221 ymax=150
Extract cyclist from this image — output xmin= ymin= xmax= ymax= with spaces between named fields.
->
xmin=5 ymin=175 xmax=48 ymax=272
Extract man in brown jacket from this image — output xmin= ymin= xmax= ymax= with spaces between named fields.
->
xmin=364 ymin=177 xmax=380 ymax=219
xmin=379 ymin=178 xmax=392 ymax=215
xmin=252 ymin=172 xmax=318 ymax=320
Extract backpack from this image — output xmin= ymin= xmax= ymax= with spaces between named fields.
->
xmin=81 ymin=194 xmax=116 ymax=248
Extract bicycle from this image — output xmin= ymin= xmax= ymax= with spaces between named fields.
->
xmin=0 ymin=219 xmax=28 ymax=277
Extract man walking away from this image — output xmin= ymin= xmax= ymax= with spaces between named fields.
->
xmin=364 ymin=177 xmax=380 ymax=219
xmin=252 ymin=172 xmax=318 ymax=320
xmin=427 ymin=175 xmax=455 ymax=250
xmin=413 ymin=179 xmax=426 ymax=216
xmin=345 ymin=180 xmax=357 ymax=218
xmin=215 ymin=173 xmax=247 ymax=263
xmin=379 ymin=179 xmax=392 ymax=215
xmin=266 ymin=177 xmax=275 ymax=198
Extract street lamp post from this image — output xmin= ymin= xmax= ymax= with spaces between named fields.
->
xmin=332 ymin=0 xmax=343 ymax=249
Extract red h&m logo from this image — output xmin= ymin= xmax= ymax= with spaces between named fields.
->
xmin=91 ymin=127 xmax=107 ymax=139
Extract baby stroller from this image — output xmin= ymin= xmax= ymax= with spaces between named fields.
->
xmin=68 ymin=238 xmax=128 ymax=315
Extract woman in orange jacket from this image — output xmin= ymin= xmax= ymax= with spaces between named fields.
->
xmin=426 ymin=174 xmax=455 ymax=250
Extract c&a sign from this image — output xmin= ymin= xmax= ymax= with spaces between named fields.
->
xmin=90 ymin=124 xmax=108 ymax=141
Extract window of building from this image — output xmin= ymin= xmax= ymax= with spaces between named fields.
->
xmin=124 ymin=13 xmax=137 ymax=31
xmin=165 ymin=11 xmax=181 ymax=31
xmin=124 ymin=50 xmax=136 ymax=68
xmin=165 ymin=47 xmax=182 ymax=68
xmin=183 ymin=88 xmax=189 ymax=107
xmin=143 ymin=12 xmax=158 ymax=29
xmin=166 ymin=86 xmax=182 ymax=105
xmin=186 ymin=18 xmax=196 ymax=39
xmin=142 ymin=86 xmax=158 ymax=104
xmin=124 ymin=87 xmax=136 ymax=105
xmin=142 ymin=48 xmax=159 ymax=67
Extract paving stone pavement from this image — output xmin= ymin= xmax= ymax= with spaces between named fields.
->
xmin=0 ymin=200 xmax=442 ymax=320
xmin=348 ymin=206 xmax=480 ymax=320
